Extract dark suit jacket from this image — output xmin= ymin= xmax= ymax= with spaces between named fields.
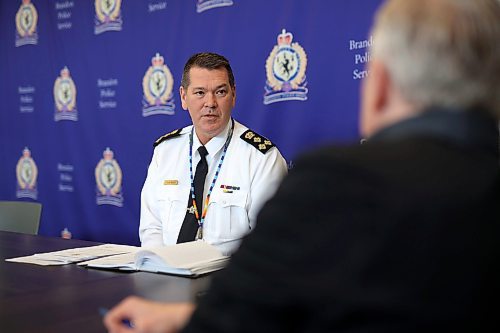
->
xmin=183 ymin=109 xmax=500 ymax=332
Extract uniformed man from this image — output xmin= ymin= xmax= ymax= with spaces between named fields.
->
xmin=139 ymin=52 xmax=288 ymax=255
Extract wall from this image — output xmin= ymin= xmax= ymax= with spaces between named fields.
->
xmin=0 ymin=0 xmax=382 ymax=244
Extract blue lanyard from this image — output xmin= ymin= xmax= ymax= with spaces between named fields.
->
xmin=188 ymin=118 xmax=234 ymax=239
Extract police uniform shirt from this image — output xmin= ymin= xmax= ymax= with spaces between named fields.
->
xmin=139 ymin=119 xmax=288 ymax=255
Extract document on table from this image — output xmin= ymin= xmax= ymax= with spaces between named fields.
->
xmin=79 ymin=240 xmax=230 ymax=277
xmin=78 ymin=252 xmax=137 ymax=270
xmin=5 ymin=244 xmax=139 ymax=266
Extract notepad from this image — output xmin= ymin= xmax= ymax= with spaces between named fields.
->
xmin=78 ymin=240 xmax=229 ymax=277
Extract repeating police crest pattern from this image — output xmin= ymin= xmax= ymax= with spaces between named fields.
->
xmin=0 ymin=0 xmax=384 ymax=244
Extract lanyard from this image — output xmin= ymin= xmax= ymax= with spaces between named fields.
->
xmin=188 ymin=118 xmax=234 ymax=239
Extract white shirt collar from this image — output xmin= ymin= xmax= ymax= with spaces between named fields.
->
xmin=192 ymin=119 xmax=232 ymax=162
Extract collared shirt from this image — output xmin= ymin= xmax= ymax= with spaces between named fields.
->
xmin=139 ymin=120 xmax=288 ymax=255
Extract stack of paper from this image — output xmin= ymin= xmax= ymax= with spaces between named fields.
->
xmin=5 ymin=244 xmax=139 ymax=266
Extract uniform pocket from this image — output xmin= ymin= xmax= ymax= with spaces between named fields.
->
xmin=156 ymin=185 xmax=189 ymax=238
xmin=207 ymin=190 xmax=249 ymax=240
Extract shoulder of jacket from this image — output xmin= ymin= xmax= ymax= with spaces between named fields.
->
xmin=153 ymin=128 xmax=183 ymax=148
xmin=239 ymin=129 xmax=275 ymax=154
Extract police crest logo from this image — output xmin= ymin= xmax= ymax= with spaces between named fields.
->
xmin=196 ymin=0 xmax=234 ymax=13
xmin=264 ymin=29 xmax=308 ymax=105
xmin=94 ymin=0 xmax=123 ymax=35
xmin=15 ymin=0 xmax=39 ymax=47
xmin=16 ymin=147 xmax=38 ymax=200
xmin=54 ymin=66 xmax=78 ymax=122
xmin=95 ymin=147 xmax=123 ymax=207
xmin=142 ymin=53 xmax=175 ymax=117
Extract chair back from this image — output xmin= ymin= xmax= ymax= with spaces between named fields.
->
xmin=0 ymin=201 xmax=42 ymax=235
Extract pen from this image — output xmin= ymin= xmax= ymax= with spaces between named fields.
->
xmin=98 ymin=307 xmax=134 ymax=328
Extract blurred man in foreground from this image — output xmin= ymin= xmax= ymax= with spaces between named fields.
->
xmin=105 ymin=0 xmax=500 ymax=331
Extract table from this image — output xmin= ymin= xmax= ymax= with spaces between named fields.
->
xmin=0 ymin=231 xmax=211 ymax=333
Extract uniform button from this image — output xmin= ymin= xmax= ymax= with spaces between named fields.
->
xmin=222 ymin=200 xmax=226 ymax=204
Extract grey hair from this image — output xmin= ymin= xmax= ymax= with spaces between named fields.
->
xmin=371 ymin=0 xmax=500 ymax=118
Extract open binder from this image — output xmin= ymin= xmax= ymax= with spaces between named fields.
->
xmin=78 ymin=240 xmax=229 ymax=277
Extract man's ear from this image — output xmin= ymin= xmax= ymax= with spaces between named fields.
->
xmin=179 ymin=86 xmax=188 ymax=110
xmin=370 ymin=59 xmax=391 ymax=115
xmin=360 ymin=59 xmax=392 ymax=137
xmin=231 ymin=85 xmax=236 ymax=108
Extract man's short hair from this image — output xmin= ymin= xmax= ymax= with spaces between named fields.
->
xmin=372 ymin=0 xmax=500 ymax=117
xmin=181 ymin=52 xmax=235 ymax=89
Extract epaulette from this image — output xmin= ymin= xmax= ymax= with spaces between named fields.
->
xmin=240 ymin=129 xmax=275 ymax=154
xmin=153 ymin=129 xmax=182 ymax=148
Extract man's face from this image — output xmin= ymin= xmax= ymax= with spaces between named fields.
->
xmin=180 ymin=67 xmax=235 ymax=144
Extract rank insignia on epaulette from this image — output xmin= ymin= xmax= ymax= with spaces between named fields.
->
xmin=240 ymin=130 xmax=275 ymax=154
xmin=153 ymin=128 xmax=182 ymax=147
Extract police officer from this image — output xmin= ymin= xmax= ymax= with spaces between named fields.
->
xmin=139 ymin=52 xmax=288 ymax=255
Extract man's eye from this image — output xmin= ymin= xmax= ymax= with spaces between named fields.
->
xmin=194 ymin=91 xmax=204 ymax=96
xmin=216 ymin=90 xmax=227 ymax=96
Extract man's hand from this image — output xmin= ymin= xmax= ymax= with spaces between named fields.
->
xmin=104 ymin=296 xmax=196 ymax=333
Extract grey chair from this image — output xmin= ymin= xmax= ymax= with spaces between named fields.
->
xmin=0 ymin=201 xmax=42 ymax=235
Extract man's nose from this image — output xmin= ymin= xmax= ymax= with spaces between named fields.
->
xmin=204 ymin=92 xmax=217 ymax=108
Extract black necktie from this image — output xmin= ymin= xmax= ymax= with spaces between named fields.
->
xmin=177 ymin=146 xmax=208 ymax=243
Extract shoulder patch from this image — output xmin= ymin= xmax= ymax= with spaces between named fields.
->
xmin=240 ymin=129 xmax=275 ymax=154
xmin=153 ymin=129 xmax=182 ymax=148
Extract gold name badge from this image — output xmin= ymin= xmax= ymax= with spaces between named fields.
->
xmin=163 ymin=179 xmax=178 ymax=185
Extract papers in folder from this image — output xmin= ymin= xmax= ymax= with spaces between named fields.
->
xmin=78 ymin=241 xmax=229 ymax=277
